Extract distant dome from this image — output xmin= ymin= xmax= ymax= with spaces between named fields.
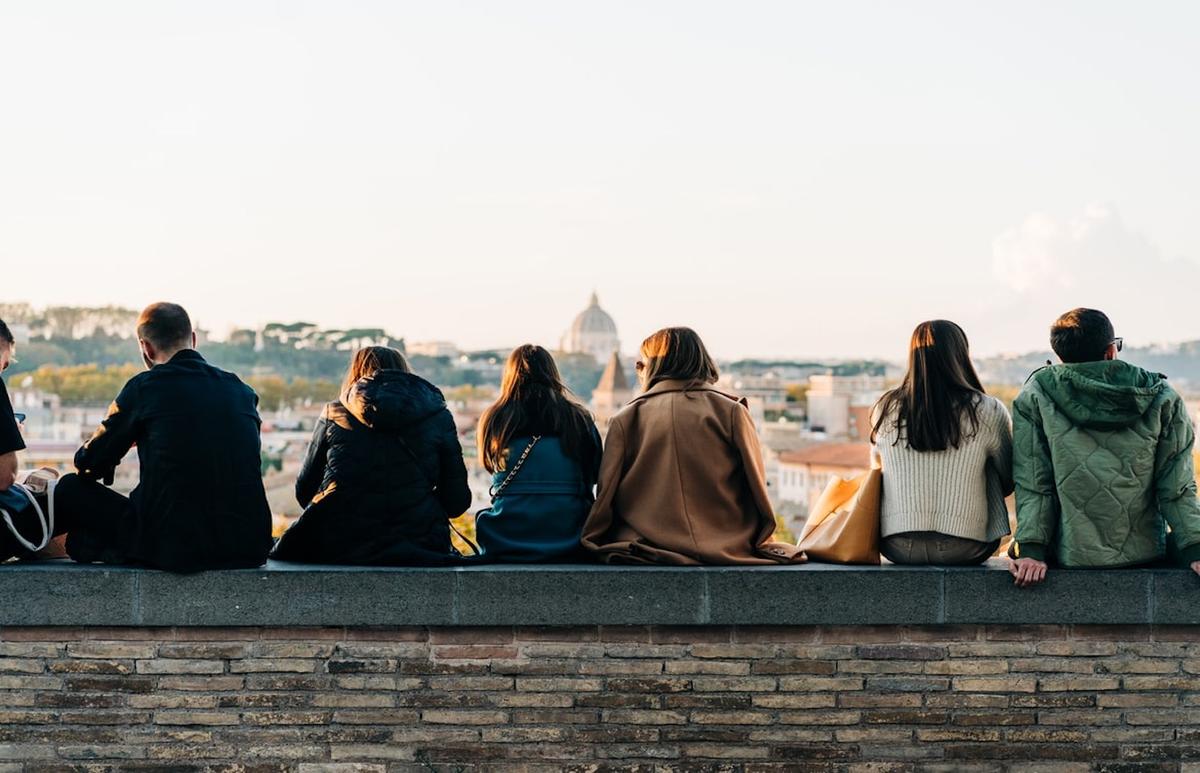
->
xmin=561 ymin=292 xmax=620 ymax=364
xmin=570 ymin=292 xmax=618 ymax=337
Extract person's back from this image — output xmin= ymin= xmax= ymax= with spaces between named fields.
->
xmin=582 ymin=327 xmax=801 ymax=565
xmin=117 ymin=351 xmax=271 ymax=568
xmin=1011 ymin=309 xmax=1200 ymax=585
xmin=872 ymin=321 xmax=1013 ymax=566
xmin=60 ymin=302 xmax=273 ymax=572
xmin=473 ymin=345 xmax=601 ymax=562
xmin=270 ymin=349 xmax=471 ymax=565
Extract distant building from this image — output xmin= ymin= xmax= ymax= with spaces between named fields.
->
xmin=561 ymin=292 xmax=620 ymax=365
xmin=408 ymin=341 xmax=460 ymax=358
xmin=806 ymin=373 xmax=886 ymax=438
xmin=592 ymin=351 xmax=634 ymax=433
xmin=718 ymin=374 xmax=790 ymax=414
xmin=774 ymin=441 xmax=873 ymax=533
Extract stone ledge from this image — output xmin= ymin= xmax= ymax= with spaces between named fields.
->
xmin=0 ymin=559 xmax=1196 ymax=628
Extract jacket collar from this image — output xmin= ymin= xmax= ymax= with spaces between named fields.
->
xmin=632 ymin=378 xmax=746 ymax=405
xmin=165 ymin=349 xmax=205 ymax=365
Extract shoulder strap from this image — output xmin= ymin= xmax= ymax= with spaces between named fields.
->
xmin=489 ymin=436 xmax=541 ymax=501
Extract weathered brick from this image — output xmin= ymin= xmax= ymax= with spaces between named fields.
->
xmin=230 ymin=658 xmax=317 ymax=673
xmin=67 ymin=642 xmax=158 ymax=659
xmin=750 ymin=659 xmax=836 ymax=675
xmin=1010 ymin=658 xmax=1096 ymax=674
xmin=1037 ymin=676 xmax=1121 ymax=692
xmin=778 ymin=676 xmax=863 ymax=692
xmin=0 ymin=659 xmax=43 ymax=674
xmin=663 ymin=660 xmax=747 ymax=675
xmin=751 ymin=694 xmax=836 ymax=709
xmin=421 ymin=710 xmax=508 ymax=725
xmin=601 ymin=709 xmax=688 ymax=725
xmin=516 ymin=677 xmax=602 ymax=692
xmin=153 ymin=711 xmax=239 ymax=726
xmin=136 ymin=658 xmax=226 ymax=675
xmin=856 ymin=644 xmax=946 ymax=661
xmin=777 ymin=710 xmax=861 ymax=725
xmin=838 ymin=659 xmax=926 ymax=674
xmin=954 ymin=676 xmax=1037 ymax=692
xmin=924 ymin=659 xmax=1008 ymax=675
xmin=692 ymin=676 xmax=777 ymax=692
xmin=582 ymin=659 xmax=666 ymax=675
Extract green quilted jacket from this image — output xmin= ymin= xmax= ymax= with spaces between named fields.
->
xmin=1013 ymin=360 xmax=1200 ymax=567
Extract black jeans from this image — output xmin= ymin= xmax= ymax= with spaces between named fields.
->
xmin=53 ymin=473 xmax=137 ymax=564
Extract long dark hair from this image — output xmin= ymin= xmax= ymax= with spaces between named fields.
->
xmin=871 ymin=320 xmax=986 ymax=452
xmin=341 ymin=346 xmax=410 ymax=402
xmin=477 ymin=344 xmax=594 ymax=473
xmin=638 ymin=327 xmax=720 ymax=391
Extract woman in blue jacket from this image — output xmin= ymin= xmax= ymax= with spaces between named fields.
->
xmin=473 ymin=344 xmax=602 ymax=562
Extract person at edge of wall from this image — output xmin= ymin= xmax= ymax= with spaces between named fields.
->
xmin=53 ymin=302 xmax=274 ymax=572
xmin=270 ymin=346 xmax=472 ymax=565
xmin=1009 ymin=308 xmax=1200 ymax=587
xmin=581 ymin=326 xmax=803 ymax=565
xmin=471 ymin=344 xmax=602 ymax=562
xmin=871 ymin=320 xmax=1013 ymax=566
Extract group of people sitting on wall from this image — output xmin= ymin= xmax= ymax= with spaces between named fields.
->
xmin=0 ymin=302 xmax=1198 ymax=586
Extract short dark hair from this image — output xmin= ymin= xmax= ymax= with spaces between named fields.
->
xmin=137 ymin=302 xmax=193 ymax=350
xmin=0 ymin=319 xmax=12 ymax=347
xmin=1050 ymin=308 xmax=1115 ymax=363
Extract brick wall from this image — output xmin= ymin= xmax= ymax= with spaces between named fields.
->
xmin=0 ymin=625 xmax=1198 ymax=771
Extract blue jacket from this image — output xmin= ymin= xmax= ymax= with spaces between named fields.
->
xmin=474 ymin=430 xmax=600 ymax=562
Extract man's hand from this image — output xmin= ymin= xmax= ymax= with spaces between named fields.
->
xmin=1009 ymin=557 xmax=1048 ymax=588
xmin=1191 ymin=561 xmax=1200 ymax=578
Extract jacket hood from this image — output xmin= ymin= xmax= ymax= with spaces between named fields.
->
xmin=343 ymin=370 xmax=447 ymax=431
xmin=1030 ymin=360 xmax=1167 ymax=430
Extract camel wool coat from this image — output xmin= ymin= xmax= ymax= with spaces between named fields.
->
xmin=581 ymin=379 xmax=804 ymax=565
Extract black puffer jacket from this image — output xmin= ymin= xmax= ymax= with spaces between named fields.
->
xmin=270 ymin=370 xmax=472 ymax=565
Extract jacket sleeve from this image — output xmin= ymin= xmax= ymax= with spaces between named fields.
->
xmin=581 ymin=418 xmax=625 ymax=552
xmin=74 ymin=379 xmax=141 ymax=482
xmin=1012 ymin=389 xmax=1058 ymax=561
xmin=434 ymin=411 xmax=472 ymax=519
xmin=295 ymin=411 xmax=331 ymax=508
xmin=989 ymin=399 xmax=1015 ymax=497
xmin=1154 ymin=394 xmax=1200 ymax=565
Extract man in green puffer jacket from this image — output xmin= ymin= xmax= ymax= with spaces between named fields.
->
xmin=1010 ymin=308 xmax=1200 ymax=587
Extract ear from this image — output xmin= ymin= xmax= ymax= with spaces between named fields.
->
xmin=1104 ymin=343 xmax=1118 ymax=361
xmin=139 ymin=338 xmax=157 ymax=367
xmin=190 ymin=331 xmax=198 ymax=349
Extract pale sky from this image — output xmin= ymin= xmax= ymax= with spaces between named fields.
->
xmin=2 ymin=1 xmax=1199 ymax=361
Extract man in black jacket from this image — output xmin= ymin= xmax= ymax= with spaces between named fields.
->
xmin=55 ymin=302 xmax=274 ymax=572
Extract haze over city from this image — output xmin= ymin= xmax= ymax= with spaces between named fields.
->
xmin=2 ymin=1 xmax=1199 ymax=360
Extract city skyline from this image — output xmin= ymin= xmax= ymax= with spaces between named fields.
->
xmin=2 ymin=3 xmax=1199 ymax=360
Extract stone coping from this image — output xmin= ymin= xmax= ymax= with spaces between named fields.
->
xmin=0 ymin=558 xmax=1196 ymax=628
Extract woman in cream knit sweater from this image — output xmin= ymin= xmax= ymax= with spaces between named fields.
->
xmin=871 ymin=320 xmax=1013 ymax=565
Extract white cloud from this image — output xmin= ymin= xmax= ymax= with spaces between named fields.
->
xmin=992 ymin=204 xmax=1167 ymax=293
xmin=975 ymin=204 xmax=1200 ymax=354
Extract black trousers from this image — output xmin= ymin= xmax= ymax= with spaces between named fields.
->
xmin=0 ymin=473 xmax=134 ymax=564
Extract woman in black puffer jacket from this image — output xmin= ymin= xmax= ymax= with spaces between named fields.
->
xmin=270 ymin=347 xmax=472 ymax=565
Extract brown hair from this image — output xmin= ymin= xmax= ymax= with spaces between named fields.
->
xmin=1050 ymin=308 xmax=1115 ymax=363
xmin=638 ymin=327 xmax=719 ymax=391
xmin=341 ymin=346 xmax=410 ymax=401
xmin=136 ymin=302 xmax=193 ymax=351
xmin=477 ymin=344 xmax=594 ymax=473
xmin=871 ymin=320 xmax=986 ymax=452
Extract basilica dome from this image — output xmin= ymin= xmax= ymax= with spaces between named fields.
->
xmin=561 ymin=292 xmax=620 ymax=364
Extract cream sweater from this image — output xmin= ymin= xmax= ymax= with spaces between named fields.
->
xmin=873 ymin=395 xmax=1014 ymax=542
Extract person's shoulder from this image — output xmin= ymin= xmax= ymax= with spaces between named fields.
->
xmin=978 ymin=394 xmax=1011 ymax=420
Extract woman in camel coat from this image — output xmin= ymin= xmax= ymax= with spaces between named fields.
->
xmin=581 ymin=327 xmax=803 ymax=565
